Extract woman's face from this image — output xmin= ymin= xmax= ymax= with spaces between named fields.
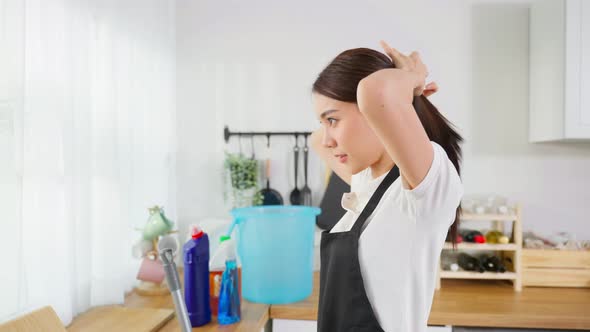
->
xmin=313 ymin=93 xmax=386 ymax=174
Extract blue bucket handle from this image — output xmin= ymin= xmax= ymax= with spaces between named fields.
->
xmin=225 ymin=217 xmax=243 ymax=238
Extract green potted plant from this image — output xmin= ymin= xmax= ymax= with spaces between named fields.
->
xmin=223 ymin=152 xmax=263 ymax=209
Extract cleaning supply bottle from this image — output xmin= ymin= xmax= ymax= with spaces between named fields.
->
xmin=183 ymin=225 xmax=211 ymax=327
xmin=217 ymin=235 xmax=241 ymax=325
xmin=209 ymin=235 xmax=242 ymax=317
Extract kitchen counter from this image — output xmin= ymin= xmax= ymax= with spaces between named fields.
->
xmin=124 ymin=271 xmax=590 ymax=331
xmin=125 ymin=289 xmax=269 ymax=331
xmin=428 ymin=278 xmax=590 ymax=330
xmin=270 ymin=272 xmax=590 ymax=330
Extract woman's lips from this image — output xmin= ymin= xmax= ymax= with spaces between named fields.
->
xmin=336 ymin=154 xmax=348 ymax=163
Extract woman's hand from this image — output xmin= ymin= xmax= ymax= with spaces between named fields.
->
xmin=355 ymin=42 xmax=436 ymax=190
xmin=379 ymin=40 xmax=438 ymax=97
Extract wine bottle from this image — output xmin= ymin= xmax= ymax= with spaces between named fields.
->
xmin=498 ymin=235 xmax=509 ymax=244
xmin=485 ymin=230 xmax=509 ymax=244
xmin=460 ymin=229 xmax=486 ymax=243
xmin=458 ymin=253 xmax=485 ymax=273
xmin=481 ymin=255 xmax=507 ymax=273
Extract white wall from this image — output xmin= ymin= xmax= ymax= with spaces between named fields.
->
xmin=465 ymin=2 xmax=590 ymax=240
xmin=175 ymin=0 xmax=590 ymax=247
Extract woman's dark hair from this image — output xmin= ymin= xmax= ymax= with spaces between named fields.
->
xmin=312 ymin=48 xmax=463 ymax=247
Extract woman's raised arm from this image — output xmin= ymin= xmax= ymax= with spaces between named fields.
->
xmin=356 ymin=41 xmax=435 ymax=190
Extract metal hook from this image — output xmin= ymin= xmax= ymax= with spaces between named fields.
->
xmin=238 ymin=135 xmax=243 ymax=156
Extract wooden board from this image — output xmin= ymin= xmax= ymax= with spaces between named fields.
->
xmin=522 ymin=249 xmax=590 ymax=288
xmin=0 ymin=306 xmax=67 ymax=332
xmin=523 ymin=267 xmax=590 ymax=288
xmin=439 ymin=271 xmax=517 ymax=280
xmin=443 ymin=242 xmax=518 ymax=251
xmin=523 ymin=249 xmax=590 ymax=268
xmin=156 ymin=302 xmax=269 ymax=332
xmin=67 ymin=306 xmax=173 ymax=332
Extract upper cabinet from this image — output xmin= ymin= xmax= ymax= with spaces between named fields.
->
xmin=529 ymin=0 xmax=590 ymax=142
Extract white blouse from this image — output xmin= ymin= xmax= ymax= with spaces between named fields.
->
xmin=327 ymin=141 xmax=464 ymax=332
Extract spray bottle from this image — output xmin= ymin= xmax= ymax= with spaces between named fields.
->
xmin=217 ymin=235 xmax=241 ymax=325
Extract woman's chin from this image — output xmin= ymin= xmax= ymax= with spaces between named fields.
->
xmin=349 ymin=164 xmax=367 ymax=175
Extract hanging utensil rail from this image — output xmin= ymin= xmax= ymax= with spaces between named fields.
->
xmin=224 ymin=125 xmax=311 ymax=146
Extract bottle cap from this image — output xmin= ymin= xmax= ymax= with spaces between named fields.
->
xmin=190 ymin=224 xmax=204 ymax=239
xmin=474 ymin=234 xmax=485 ymax=243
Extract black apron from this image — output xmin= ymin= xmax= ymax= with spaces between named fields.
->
xmin=317 ymin=166 xmax=399 ymax=332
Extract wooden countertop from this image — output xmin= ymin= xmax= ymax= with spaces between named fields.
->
xmin=68 ymin=306 xmax=175 ymax=332
xmin=123 ymin=271 xmax=590 ymax=331
xmin=125 ymin=288 xmax=269 ymax=331
xmin=270 ymin=272 xmax=590 ymax=330
xmin=428 ymin=278 xmax=590 ymax=330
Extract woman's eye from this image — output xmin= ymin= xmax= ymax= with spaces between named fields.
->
xmin=327 ymin=118 xmax=337 ymax=126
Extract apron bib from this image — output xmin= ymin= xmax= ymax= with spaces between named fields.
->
xmin=317 ymin=166 xmax=399 ymax=332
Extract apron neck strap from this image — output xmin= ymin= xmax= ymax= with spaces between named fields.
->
xmin=351 ymin=166 xmax=399 ymax=236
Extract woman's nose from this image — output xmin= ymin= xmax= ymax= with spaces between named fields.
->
xmin=321 ymin=130 xmax=336 ymax=148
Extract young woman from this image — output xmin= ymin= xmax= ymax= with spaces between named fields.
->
xmin=310 ymin=41 xmax=464 ymax=332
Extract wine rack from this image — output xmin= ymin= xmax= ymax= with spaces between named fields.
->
xmin=436 ymin=204 xmax=523 ymax=291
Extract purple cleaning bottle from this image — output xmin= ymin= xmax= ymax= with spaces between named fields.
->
xmin=183 ymin=225 xmax=211 ymax=327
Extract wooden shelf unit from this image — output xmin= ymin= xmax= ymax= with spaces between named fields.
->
xmin=437 ymin=204 xmax=523 ymax=291
xmin=439 ymin=271 xmax=518 ymax=280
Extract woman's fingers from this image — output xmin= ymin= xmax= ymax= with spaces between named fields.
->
xmin=423 ymin=89 xmax=436 ymax=97
xmin=425 ymin=82 xmax=438 ymax=90
xmin=410 ymin=51 xmax=429 ymax=75
xmin=380 ymin=41 xmax=433 ymax=96
xmin=380 ymin=40 xmax=406 ymax=68
xmin=423 ymin=82 xmax=439 ymax=97
xmin=380 ymin=41 xmax=426 ymax=75
xmin=390 ymin=48 xmax=407 ymax=68
xmin=379 ymin=40 xmax=395 ymax=57
xmin=379 ymin=40 xmax=393 ymax=59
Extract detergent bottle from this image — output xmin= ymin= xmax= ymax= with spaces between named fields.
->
xmin=183 ymin=225 xmax=211 ymax=327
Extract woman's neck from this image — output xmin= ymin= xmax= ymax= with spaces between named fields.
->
xmin=369 ymin=152 xmax=395 ymax=180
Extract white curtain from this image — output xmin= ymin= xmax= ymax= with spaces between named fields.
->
xmin=0 ymin=0 xmax=176 ymax=326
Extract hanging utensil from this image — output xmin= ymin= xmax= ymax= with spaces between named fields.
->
xmin=238 ymin=135 xmax=243 ymax=156
xmin=300 ymin=135 xmax=312 ymax=206
xmin=289 ymin=135 xmax=302 ymax=205
xmin=257 ymin=135 xmax=283 ymax=205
